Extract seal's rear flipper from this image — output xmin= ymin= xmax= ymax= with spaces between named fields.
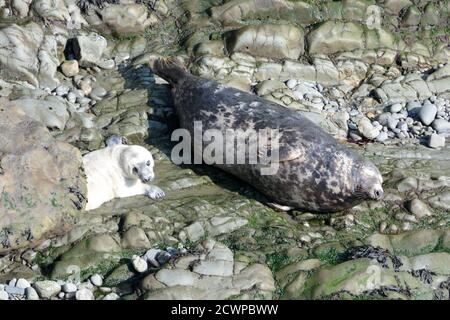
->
xmin=106 ymin=135 xmax=124 ymax=147
xmin=267 ymin=202 xmax=293 ymax=212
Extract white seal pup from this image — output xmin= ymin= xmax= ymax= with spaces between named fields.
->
xmin=148 ymin=57 xmax=383 ymax=213
xmin=83 ymin=137 xmax=165 ymax=211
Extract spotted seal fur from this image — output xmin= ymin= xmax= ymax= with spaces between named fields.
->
xmin=149 ymin=57 xmax=383 ymax=212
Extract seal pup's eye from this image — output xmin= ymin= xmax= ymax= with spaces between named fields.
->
xmin=133 ymin=167 xmax=138 ymax=174
xmin=146 ymin=160 xmax=151 ymax=166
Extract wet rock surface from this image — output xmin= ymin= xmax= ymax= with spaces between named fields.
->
xmin=0 ymin=0 xmax=449 ymax=300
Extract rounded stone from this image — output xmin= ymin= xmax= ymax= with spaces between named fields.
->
xmin=25 ymin=287 xmax=39 ymax=300
xmin=419 ymin=102 xmax=437 ymax=126
xmin=33 ymin=281 xmax=61 ymax=299
xmin=60 ymin=60 xmax=79 ymax=77
xmin=0 ymin=290 xmax=8 ymax=300
xmin=16 ymin=278 xmax=31 ymax=289
xmin=428 ymin=133 xmax=445 ymax=149
xmin=407 ymin=199 xmax=433 ymax=218
xmin=132 ymin=255 xmax=148 ymax=273
xmin=76 ymin=288 xmax=94 ymax=300
xmin=62 ymin=283 xmax=77 ymax=293
xmin=390 ymin=103 xmax=403 ymax=113
xmin=103 ymin=293 xmax=120 ymax=300
xmin=90 ymin=274 xmax=103 ymax=287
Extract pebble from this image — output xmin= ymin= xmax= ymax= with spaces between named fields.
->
xmin=16 ymin=278 xmax=31 ymax=289
xmin=432 ymin=119 xmax=450 ymax=134
xmin=34 ymin=281 xmax=61 ymax=299
xmin=76 ymin=288 xmax=94 ymax=300
xmin=0 ymin=290 xmax=8 ymax=300
xmin=379 ymin=221 xmax=388 ymax=233
xmin=357 ymin=118 xmax=380 ymax=139
xmin=156 ymin=251 xmax=172 ymax=265
xmin=90 ymin=274 xmax=103 ymax=287
xmin=286 ymin=79 xmax=297 ymax=89
xmin=90 ymin=87 xmax=107 ymax=101
xmin=428 ymin=133 xmax=445 ymax=149
xmin=390 ymin=103 xmax=403 ymax=113
xmin=103 ymin=293 xmax=120 ymax=300
xmin=387 ymin=117 xmax=399 ymax=130
xmin=60 ymin=60 xmax=79 ymax=77
xmin=401 ymin=222 xmax=413 ymax=231
xmin=132 ymin=255 xmax=148 ymax=273
xmin=97 ymin=59 xmax=116 ymax=70
xmin=407 ymin=199 xmax=433 ymax=218
xmin=4 ymin=285 xmax=24 ymax=295
xmin=397 ymin=177 xmax=418 ymax=192
xmin=389 ymin=224 xmax=399 ymax=233
xmin=419 ymin=102 xmax=437 ymax=125
xmin=79 ymin=81 xmax=92 ymax=96
xmin=25 ymin=287 xmax=39 ymax=300
xmin=144 ymin=249 xmax=161 ymax=267
xmin=375 ymin=131 xmax=388 ymax=142
xmin=55 ymin=85 xmax=70 ymax=96
xmin=62 ymin=282 xmax=77 ymax=293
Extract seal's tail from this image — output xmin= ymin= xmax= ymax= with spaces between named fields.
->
xmin=148 ymin=56 xmax=187 ymax=85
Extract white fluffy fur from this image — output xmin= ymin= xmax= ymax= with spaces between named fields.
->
xmin=83 ymin=144 xmax=164 ymax=211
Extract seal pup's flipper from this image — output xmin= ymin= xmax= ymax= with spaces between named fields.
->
xmin=106 ymin=135 xmax=125 ymax=147
xmin=146 ymin=185 xmax=165 ymax=200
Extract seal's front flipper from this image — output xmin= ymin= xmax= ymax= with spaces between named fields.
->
xmin=146 ymin=185 xmax=165 ymax=200
xmin=106 ymin=135 xmax=124 ymax=147
xmin=267 ymin=202 xmax=293 ymax=211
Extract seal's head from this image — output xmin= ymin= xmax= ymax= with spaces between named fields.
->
xmin=352 ymin=160 xmax=384 ymax=201
xmin=120 ymin=146 xmax=155 ymax=183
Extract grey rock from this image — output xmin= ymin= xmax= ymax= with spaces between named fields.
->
xmin=4 ymin=285 xmax=24 ymax=295
xmin=16 ymin=278 xmax=31 ymax=289
xmin=6 ymin=96 xmax=70 ymax=131
xmin=25 ymin=287 xmax=39 ymax=300
xmin=103 ymin=293 xmax=120 ymax=300
xmin=132 ymin=255 xmax=148 ymax=273
xmin=0 ymin=290 xmax=8 ymax=300
xmin=407 ymin=199 xmax=433 ymax=218
xmin=34 ymin=281 xmax=61 ymax=299
xmin=55 ymin=85 xmax=70 ymax=97
xmin=73 ymin=34 xmax=107 ymax=67
xmin=419 ymin=102 xmax=437 ymax=125
xmin=432 ymin=119 xmax=450 ymax=134
xmin=428 ymin=133 xmax=445 ymax=149
xmin=156 ymin=251 xmax=171 ymax=265
xmin=90 ymin=274 xmax=103 ymax=287
xmin=90 ymin=87 xmax=107 ymax=101
xmin=398 ymin=177 xmax=418 ymax=192
xmin=76 ymin=288 xmax=94 ymax=300
xmin=390 ymin=103 xmax=403 ymax=113
xmin=62 ymin=283 xmax=77 ymax=293
xmin=0 ymin=22 xmax=59 ymax=89
xmin=375 ymin=131 xmax=388 ymax=142
xmin=0 ymin=110 xmax=86 ymax=254
xmin=60 ymin=60 xmax=79 ymax=77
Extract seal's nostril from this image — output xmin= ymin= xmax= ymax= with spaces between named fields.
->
xmin=374 ymin=189 xmax=383 ymax=199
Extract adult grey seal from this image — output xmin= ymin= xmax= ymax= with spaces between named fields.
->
xmin=149 ymin=57 xmax=383 ymax=212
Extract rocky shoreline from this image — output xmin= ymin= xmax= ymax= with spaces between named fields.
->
xmin=0 ymin=0 xmax=450 ymax=300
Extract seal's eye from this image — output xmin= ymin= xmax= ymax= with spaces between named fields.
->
xmin=133 ymin=167 xmax=138 ymax=174
xmin=146 ymin=160 xmax=151 ymax=166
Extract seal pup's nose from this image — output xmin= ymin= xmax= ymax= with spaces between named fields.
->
xmin=372 ymin=187 xmax=384 ymax=200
